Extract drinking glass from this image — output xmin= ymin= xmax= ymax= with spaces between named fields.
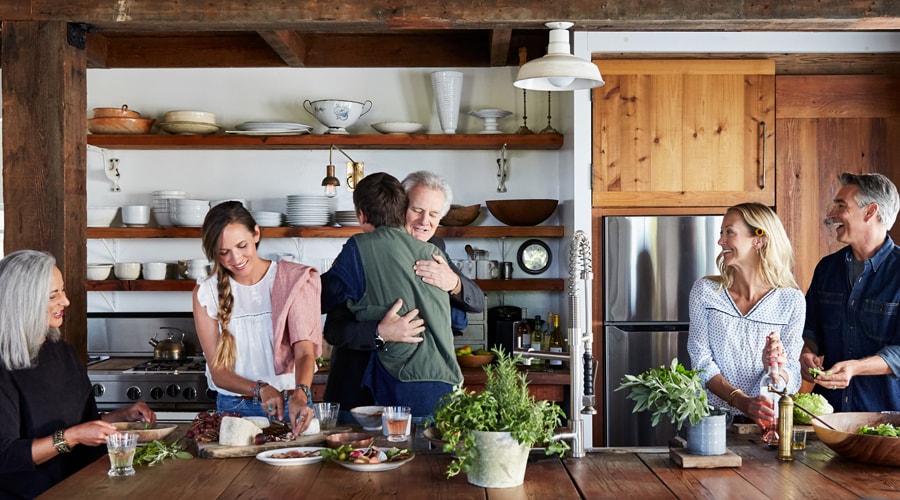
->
xmin=313 ymin=402 xmax=340 ymax=430
xmin=106 ymin=432 xmax=138 ymax=477
xmin=792 ymin=429 xmax=808 ymax=450
xmin=383 ymin=406 xmax=412 ymax=442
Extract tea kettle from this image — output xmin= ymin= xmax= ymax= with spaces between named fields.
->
xmin=149 ymin=327 xmax=185 ymax=361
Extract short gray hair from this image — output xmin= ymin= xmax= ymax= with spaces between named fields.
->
xmin=401 ymin=170 xmax=453 ymax=217
xmin=839 ymin=172 xmax=900 ymax=229
xmin=0 ymin=250 xmax=60 ymax=370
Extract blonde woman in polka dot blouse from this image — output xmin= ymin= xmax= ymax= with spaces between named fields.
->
xmin=688 ymin=202 xmax=805 ymax=428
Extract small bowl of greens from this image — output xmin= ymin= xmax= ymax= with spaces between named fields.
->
xmin=812 ymin=412 xmax=900 ymax=466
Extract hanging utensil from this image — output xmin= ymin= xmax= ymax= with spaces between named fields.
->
xmin=496 ymin=143 xmax=508 ymax=193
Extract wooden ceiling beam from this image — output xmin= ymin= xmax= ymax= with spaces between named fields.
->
xmin=489 ymin=29 xmax=512 ymax=67
xmin=258 ymin=30 xmax=307 ymax=67
xmin=17 ymin=0 xmax=900 ymax=31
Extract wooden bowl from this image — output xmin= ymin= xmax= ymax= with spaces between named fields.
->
xmin=324 ymin=432 xmax=375 ymax=449
xmin=811 ymin=412 xmax=900 ymax=466
xmin=456 ymin=353 xmax=495 ymax=368
xmin=440 ymin=204 xmax=481 ymax=226
xmin=92 ymin=105 xmax=141 ymax=118
xmin=112 ymin=422 xmax=177 ymax=443
xmin=486 ymin=199 xmax=558 ymax=226
xmin=88 ymin=117 xmax=156 ymax=134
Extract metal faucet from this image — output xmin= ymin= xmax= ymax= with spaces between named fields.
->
xmin=513 ymin=230 xmax=596 ymax=458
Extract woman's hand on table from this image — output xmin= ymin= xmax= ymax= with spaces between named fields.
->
xmin=67 ymin=420 xmax=118 ymax=447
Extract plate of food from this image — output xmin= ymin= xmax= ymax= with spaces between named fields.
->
xmin=323 ymin=445 xmax=413 ymax=472
xmin=255 ymin=446 xmax=325 ymax=466
xmin=112 ymin=422 xmax=177 ymax=443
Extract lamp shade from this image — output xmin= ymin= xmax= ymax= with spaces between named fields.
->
xmin=514 ymin=22 xmax=604 ymax=91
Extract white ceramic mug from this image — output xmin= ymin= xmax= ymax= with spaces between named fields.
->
xmin=452 ymin=259 xmax=476 ymax=280
xmin=476 ymin=259 xmax=499 ymax=279
xmin=121 ymin=205 xmax=151 ymax=226
xmin=143 ymin=262 xmax=168 ymax=280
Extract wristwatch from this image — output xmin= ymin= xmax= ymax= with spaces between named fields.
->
xmin=374 ymin=328 xmax=387 ymax=351
xmin=53 ymin=429 xmax=71 ymax=454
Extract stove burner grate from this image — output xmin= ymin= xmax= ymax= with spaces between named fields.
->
xmin=127 ymin=358 xmax=206 ymax=373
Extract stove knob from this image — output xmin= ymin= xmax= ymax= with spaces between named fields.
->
xmin=126 ymin=386 xmax=142 ymax=401
xmin=166 ymin=384 xmax=181 ymax=398
xmin=92 ymin=384 xmax=105 ymax=397
xmin=150 ymin=387 xmax=164 ymax=400
xmin=183 ymin=387 xmax=197 ymax=400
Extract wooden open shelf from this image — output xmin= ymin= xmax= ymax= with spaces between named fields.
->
xmin=86 ymin=133 xmax=563 ymax=150
xmin=88 ymin=278 xmax=564 ymax=292
xmin=86 ymin=225 xmax=565 ymax=239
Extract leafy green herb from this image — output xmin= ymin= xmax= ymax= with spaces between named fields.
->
xmin=859 ymin=423 xmax=900 ymax=437
xmin=616 ymin=358 xmax=710 ymax=430
xmin=430 ymin=348 xmax=568 ymax=478
xmin=132 ymin=439 xmax=192 ymax=466
xmin=808 ymin=367 xmax=832 ymax=378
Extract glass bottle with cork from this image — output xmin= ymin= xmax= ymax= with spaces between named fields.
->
xmin=531 ymin=315 xmax=545 ymax=367
xmin=515 ymin=307 xmax=531 ymax=349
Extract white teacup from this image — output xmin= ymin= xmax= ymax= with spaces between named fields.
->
xmin=143 ymin=262 xmax=168 ymax=280
xmin=121 ymin=205 xmax=151 ymax=226
xmin=114 ymin=262 xmax=141 ymax=280
xmin=476 ymin=259 xmax=499 ymax=279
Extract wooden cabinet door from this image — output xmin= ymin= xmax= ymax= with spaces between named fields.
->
xmin=592 ymin=60 xmax=775 ymax=208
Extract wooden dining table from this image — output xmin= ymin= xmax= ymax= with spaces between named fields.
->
xmin=41 ymin=426 xmax=900 ymax=499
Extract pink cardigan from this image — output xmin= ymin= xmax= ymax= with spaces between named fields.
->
xmin=271 ymin=261 xmax=323 ymax=375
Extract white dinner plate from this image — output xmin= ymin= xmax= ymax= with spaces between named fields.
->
xmin=330 ymin=452 xmax=414 ymax=472
xmin=256 ymin=446 xmax=325 ymax=466
xmin=371 ymin=122 xmax=425 ymax=134
xmin=235 ymin=122 xmax=313 ymax=131
xmin=225 ymin=129 xmax=311 ymax=136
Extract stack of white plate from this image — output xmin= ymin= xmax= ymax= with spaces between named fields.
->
xmin=285 ymin=195 xmax=332 ymax=226
xmin=227 ymin=122 xmax=314 ymax=136
xmin=171 ymin=199 xmax=210 ymax=227
xmin=152 ymin=190 xmax=186 ymax=227
xmin=334 ymin=210 xmax=360 ymax=227
xmin=251 ymin=210 xmax=284 ymax=227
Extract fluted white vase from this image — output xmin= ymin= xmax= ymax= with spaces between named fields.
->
xmin=431 ymin=70 xmax=464 ymax=134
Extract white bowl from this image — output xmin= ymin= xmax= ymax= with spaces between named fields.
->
xmin=163 ymin=110 xmax=217 ymax=124
xmin=114 ymin=262 xmax=141 ymax=280
xmin=86 ymin=264 xmax=113 ymax=280
xmin=142 ymin=262 xmax=168 ymax=280
xmin=303 ymin=99 xmax=372 ymax=133
xmin=371 ymin=122 xmax=425 ymax=134
xmin=160 ymin=122 xmax=220 ymax=135
xmin=87 ymin=207 xmax=119 ymax=227
xmin=121 ymin=205 xmax=151 ymax=226
xmin=350 ymin=406 xmax=384 ymax=430
xmin=172 ymin=208 xmax=208 ymax=227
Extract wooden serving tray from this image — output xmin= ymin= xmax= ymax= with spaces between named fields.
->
xmin=196 ymin=432 xmax=327 ymax=458
xmin=669 ymin=447 xmax=742 ymax=468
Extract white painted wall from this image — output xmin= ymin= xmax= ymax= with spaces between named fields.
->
xmin=86 ymin=67 xmax=568 ymax=315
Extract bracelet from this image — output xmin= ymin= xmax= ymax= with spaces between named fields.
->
xmin=293 ymin=384 xmax=313 ymax=407
xmin=251 ymin=380 xmax=268 ymax=403
xmin=52 ymin=429 xmax=71 ymax=454
xmin=727 ymin=388 xmax=745 ymax=407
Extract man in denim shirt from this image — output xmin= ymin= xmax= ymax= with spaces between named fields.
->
xmin=801 ymin=173 xmax=900 ymax=412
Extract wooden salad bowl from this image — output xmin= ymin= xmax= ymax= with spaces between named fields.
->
xmin=811 ymin=412 xmax=900 ymax=466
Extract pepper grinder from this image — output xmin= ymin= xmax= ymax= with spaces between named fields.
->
xmin=770 ymin=384 xmax=794 ymax=461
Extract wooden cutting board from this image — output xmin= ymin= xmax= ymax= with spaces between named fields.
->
xmin=669 ymin=447 xmax=742 ymax=468
xmin=196 ymin=432 xmax=327 ymax=458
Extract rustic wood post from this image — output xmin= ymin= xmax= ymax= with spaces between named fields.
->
xmin=2 ymin=21 xmax=88 ymax=360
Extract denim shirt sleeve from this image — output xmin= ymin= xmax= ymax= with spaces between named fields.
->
xmin=321 ymin=238 xmax=366 ymax=313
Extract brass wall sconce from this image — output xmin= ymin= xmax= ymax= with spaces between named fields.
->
xmin=322 ymin=145 xmax=365 ymax=196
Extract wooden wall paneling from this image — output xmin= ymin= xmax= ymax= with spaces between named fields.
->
xmin=649 ymin=74 xmax=682 ymax=193
xmin=591 ymin=208 xmax=605 ymax=446
xmin=1 ymin=21 xmax=88 ymax=358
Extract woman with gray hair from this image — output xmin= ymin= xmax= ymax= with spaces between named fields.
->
xmin=0 ymin=250 xmax=154 ymax=498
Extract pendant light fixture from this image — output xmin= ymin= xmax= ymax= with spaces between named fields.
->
xmin=514 ymin=22 xmax=605 ymax=92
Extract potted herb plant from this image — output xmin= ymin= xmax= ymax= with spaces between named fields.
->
xmin=431 ymin=348 xmax=569 ymax=488
xmin=616 ymin=358 xmax=725 ymax=455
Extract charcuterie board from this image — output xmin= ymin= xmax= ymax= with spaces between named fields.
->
xmin=197 ymin=432 xmax=327 ymax=458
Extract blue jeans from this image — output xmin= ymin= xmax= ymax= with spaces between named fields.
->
xmin=217 ymin=394 xmax=290 ymax=420
xmin=363 ymin=355 xmax=452 ymax=420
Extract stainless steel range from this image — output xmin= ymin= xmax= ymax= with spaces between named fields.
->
xmin=87 ymin=313 xmax=217 ymax=422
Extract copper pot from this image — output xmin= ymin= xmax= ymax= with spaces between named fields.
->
xmin=149 ymin=329 xmax=185 ymax=361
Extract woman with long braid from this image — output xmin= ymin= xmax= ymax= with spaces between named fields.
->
xmin=192 ymin=202 xmax=322 ymax=434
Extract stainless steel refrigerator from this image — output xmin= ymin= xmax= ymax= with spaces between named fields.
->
xmin=603 ymin=215 xmax=722 ymax=447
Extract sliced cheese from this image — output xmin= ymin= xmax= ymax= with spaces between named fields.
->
xmin=300 ymin=417 xmax=320 ymax=436
xmin=219 ymin=416 xmax=262 ymax=446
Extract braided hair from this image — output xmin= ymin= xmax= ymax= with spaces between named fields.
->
xmin=200 ymin=201 xmax=260 ymax=369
